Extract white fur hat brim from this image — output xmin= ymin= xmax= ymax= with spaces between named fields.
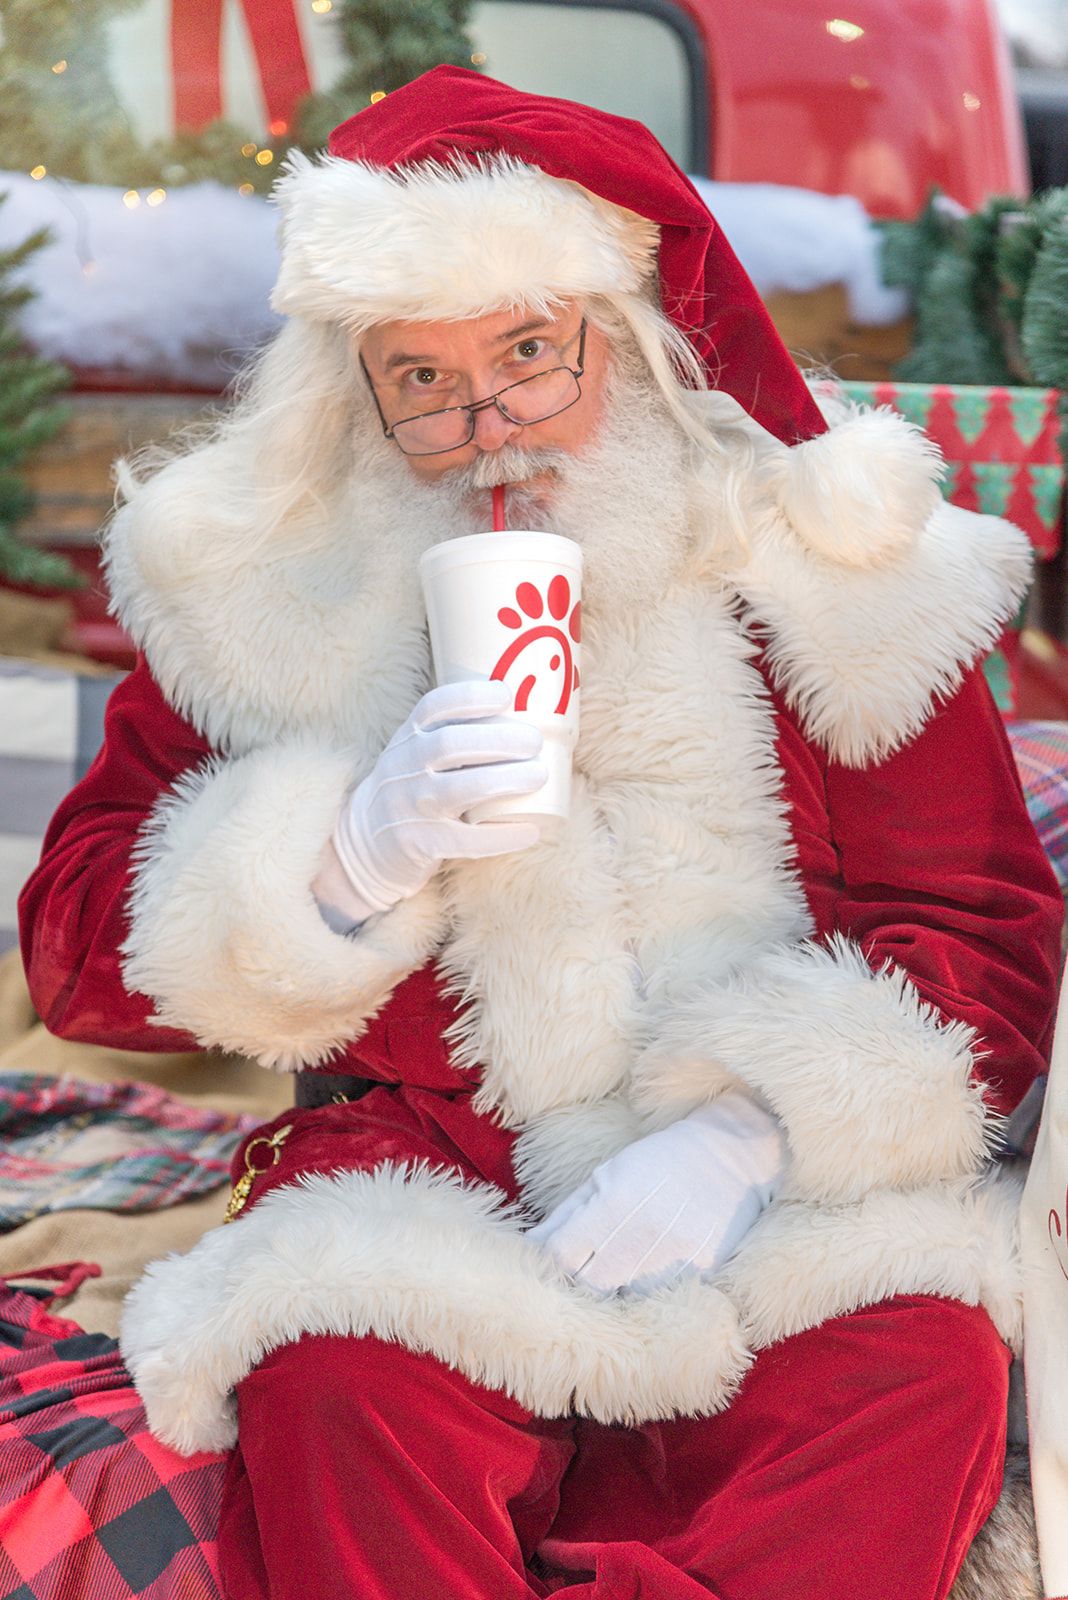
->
xmin=270 ymin=150 xmax=660 ymax=329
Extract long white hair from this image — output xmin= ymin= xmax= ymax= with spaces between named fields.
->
xmin=109 ymin=290 xmax=758 ymax=570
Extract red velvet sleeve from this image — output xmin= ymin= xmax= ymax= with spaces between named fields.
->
xmin=785 ymin=666 xmax=1063 ymax=1119
xmin=17 ymin=657 xmax=212 ymax=1050
xmin=17 ymin=657 xmax=463 ymax=1082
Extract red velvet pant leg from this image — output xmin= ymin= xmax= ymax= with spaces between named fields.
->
xmin=218 ymin=1331 xmax=582 ymax=1600
xmin=540 ymin=1295 xmax=1011 ymax=1600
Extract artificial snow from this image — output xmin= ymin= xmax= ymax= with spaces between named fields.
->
xmin=0 ymin=168 xmax=906 ymax=388
xmin=690 ymin=178 xmax=908 ymax=328
xmin=0 ymin=170 xmax=281 ymax=389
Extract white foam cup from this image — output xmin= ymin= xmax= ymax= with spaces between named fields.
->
xmin=419 ymin=530 xmax=583 ymax=824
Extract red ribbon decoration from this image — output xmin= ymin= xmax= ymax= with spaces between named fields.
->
xmin=171 ymin=0 xmax=312 ymax=134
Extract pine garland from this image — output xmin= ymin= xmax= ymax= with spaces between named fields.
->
xmin=883 ymin=185 xmax=1068 ymax=458
xmin=0 ymin=194 xmax=77 ymax=590
xmin=883 ymin=194 xmax=1011 ymax=385
xmin=0 ymin=0 xmax=145 ymax=185
xmin=298 ymin=0 xmax=476 ymax=148
xmin=0 ymin=0 xmax=477 ymax=193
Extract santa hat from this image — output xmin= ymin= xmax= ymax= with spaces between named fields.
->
xmin=269 ymin=67 xmax=942 ymax=564
xmin=270 ymin=66 xmax=829 ymax=446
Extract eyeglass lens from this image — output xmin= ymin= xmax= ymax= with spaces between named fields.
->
xmin=390 ymin=367 xmax=581 ymax=456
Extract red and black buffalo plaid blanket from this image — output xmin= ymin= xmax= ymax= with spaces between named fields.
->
xmin=0 ymin=1267 xmax=225 ymax=1599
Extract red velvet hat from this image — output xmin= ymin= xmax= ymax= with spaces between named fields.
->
xmin=270 ymin=65 xmax=826 ymax=447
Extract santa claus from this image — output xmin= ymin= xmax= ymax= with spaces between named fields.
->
xmin=19 ymin=66 xmax=1062 ymax=1600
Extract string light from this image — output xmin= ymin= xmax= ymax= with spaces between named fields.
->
xmin=146 ymin=188 xmax=166 ymax=206
xmin=470 ymin=52 xmax=487 ymax=65
xmin=269 ymin=119 xmax=289 ymax=136
xmin=963 ymin=91 xmax=981 ymax=110
xmin=255 ymin=149 xmax=274 ymax=166
xmin=241 ymin=141 xmax=258 ymax=157
xmin=51 ymin=60 xmax=68 ymax=74
xmin=370 ymin=90 xmax=386 ymax=103
xmin=29 ymin=164 xmax=47 ymax=180
xmin=311 ymin=0 xmax=332 ymax=11
xmin=825 ymin=18 xmax=864 ymax=41
xmin=122 ymin=190 xmax=141 ymax=209
xmin=238 ymin=182 xmax=255 ymax=196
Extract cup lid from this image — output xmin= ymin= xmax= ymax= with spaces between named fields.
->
xmin=420 ymin=529 xmax=583 ymax=579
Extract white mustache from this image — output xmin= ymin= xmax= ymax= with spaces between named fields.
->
xmin=445 ymin=445 xmax=572 ymax=491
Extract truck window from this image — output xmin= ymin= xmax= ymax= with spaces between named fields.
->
xmin=469 ymin=1 xmax=707 ymax=172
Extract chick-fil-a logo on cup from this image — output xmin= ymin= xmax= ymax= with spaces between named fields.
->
xmin=491 ymin=573 xmax=582 ymax=716
xmin=420 ymin=531 xmax=583 ymax=824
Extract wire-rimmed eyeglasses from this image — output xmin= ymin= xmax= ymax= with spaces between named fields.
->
xmin=360 ymin=320 xmax=587 ymax=457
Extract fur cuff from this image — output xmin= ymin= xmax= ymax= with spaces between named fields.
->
xmin=120 ymin=1162 xmax=749 ymax=1455
xmin=630 ymin=937 xmax=993 ymax=1204
xmin=721 ymin=1168 xmax=1023 ymax=1354
xmin=121 ymin=742 xmax=447 ymax=1070
xmin=730 ymin=404 xmax=1032 ymax=765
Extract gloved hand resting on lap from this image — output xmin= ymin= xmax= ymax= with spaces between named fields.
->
xmin=527 ymin=1090 xmax=787 ymax=1293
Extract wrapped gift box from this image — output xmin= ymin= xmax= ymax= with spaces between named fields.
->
xmin=841 ymin=382 xmax=1067 ymax=713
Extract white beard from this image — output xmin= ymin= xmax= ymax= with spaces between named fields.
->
xmin=354 ymin=364 xmax=699 ymax=632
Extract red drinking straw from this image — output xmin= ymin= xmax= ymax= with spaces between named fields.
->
xmin=491 ymin=483 xmax=506 ymax=531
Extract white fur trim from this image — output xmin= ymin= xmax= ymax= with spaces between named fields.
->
xmin=120 ymin=1163 xmax=749 ymax=1455
xmin=102 ymin=364 xmax=438 ymax=759
xmin=729 ymin=491 xmax=1032 ymax=765
xmin=630 ymin=936 xmax=993 ymax=1204
xmin=720 ymin=1168 xmax=1024 ymax=1354
xmin=437 ymin=587 xmax=811 ymax=1128
xmin=512 ymin=1096 xmax=648 ymax=1218
xmin=122 ymin=742 xmax=446 ymax=1069
xmin=271 ymin=152 xmax=659 ymax=328
xmin=766 ymin=405 xmax=944 ymax=569
xmin=121 ymin=1160 xmax=1023 ymax=1458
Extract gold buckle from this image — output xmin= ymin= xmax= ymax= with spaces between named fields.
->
xmin=223 ymin=1124 xmax=293 ymax=1224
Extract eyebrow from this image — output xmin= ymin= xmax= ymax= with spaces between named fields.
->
xmin=381 ymin=317 xmax=558 ymax=374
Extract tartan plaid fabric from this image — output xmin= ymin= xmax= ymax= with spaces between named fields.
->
xmin=1007 ymin=720 xmax=1068 ymax=893
xmin=0 ymin=1076 xmax=261 ymax=1232
xmin=0 ymin=1277 xmax=224 ymax=1599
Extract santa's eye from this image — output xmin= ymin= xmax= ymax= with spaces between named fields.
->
xmin=513 ymin=338 xmax=547 ymax=362
xmin=413 ymin=367 xmax=439 ymax=385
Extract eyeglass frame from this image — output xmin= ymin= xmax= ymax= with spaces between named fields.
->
xmin=359 ymin=318 xmax=588 ymax=457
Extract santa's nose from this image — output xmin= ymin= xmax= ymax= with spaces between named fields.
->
xmin=471 ymin=403 xmax=524 ymax=452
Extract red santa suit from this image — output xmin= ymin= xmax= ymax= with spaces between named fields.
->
xmin=19 ymin=68 xmax=1063 ymax=1600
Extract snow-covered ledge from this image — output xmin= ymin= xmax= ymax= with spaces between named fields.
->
xmin=0 ymin=168 xmax=905 ymax=390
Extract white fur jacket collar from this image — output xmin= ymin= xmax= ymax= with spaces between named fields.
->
xmin=111 ymin=395 xmax=1034 ymax=1455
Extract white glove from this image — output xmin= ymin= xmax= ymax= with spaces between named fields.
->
xmin=526 ymin=1092 xmax=787 ymax=1293
xmin=322 ymin=679 xmax=546 ymax=924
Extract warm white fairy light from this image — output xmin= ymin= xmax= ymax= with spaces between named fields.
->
xmin=255 ymin=149 xmax=273 ymax=166
xmin=470 ymin=52 xmax=487 ymax=65
xmin=51 ymin=59 xmax=68 ymax=74
xmin=370 ymin=90 xmax=386 ymax=103
xmin=146 ymin=188 xmax=166 ymax=206
xmin=825 ymin=18 xmax=864 ymax=41
xmin=30 ymin=164 xmax=47 ymax=180
xmin=241 ymin=141 xmax=258 ymax=157
xmin=238 ymin=182 xmax=254 ymax=196
xmin=123 ymin=190 xmax=141 ymax=209
xmin=311 ymin=0 xmax=332 ymax=12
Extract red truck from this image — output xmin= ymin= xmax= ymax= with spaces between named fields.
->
xmin=466 ymin=0 xmax=1029 ymax=217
